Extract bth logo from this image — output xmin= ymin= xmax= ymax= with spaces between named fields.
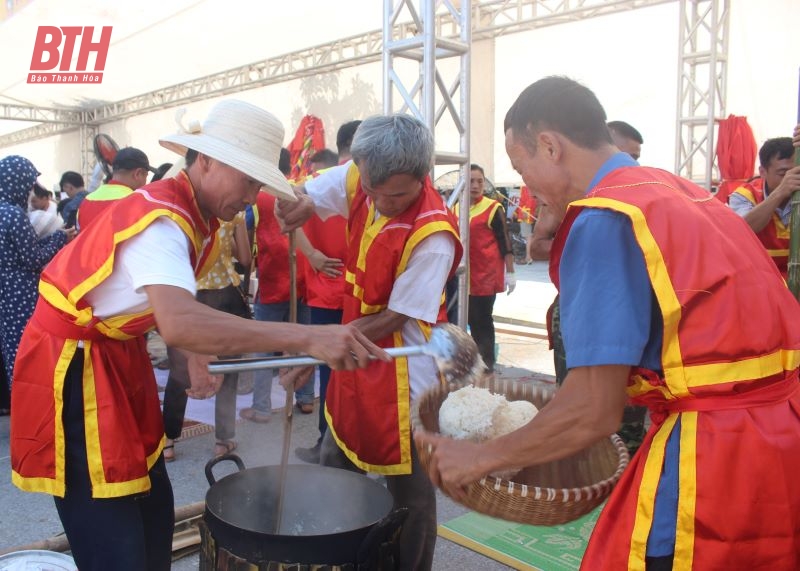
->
xmin=28 ymin=26 xmax=112 ymax=84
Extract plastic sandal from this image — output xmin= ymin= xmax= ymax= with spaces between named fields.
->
xmin=214 ymin=440 xmax=238 ymax=458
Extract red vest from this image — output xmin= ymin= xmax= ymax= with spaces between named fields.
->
xmin=11 ymin=171 xmax=219 ymax=498
xmin=254 ymin=192 xmax=307 ymax=304
xmin=457 ymin=196 xmax=505 ymax=296
xmin=551 ymin=166 xmax=800 ymax=570
xmin=326 ymin=167 xmax=462 ymax=474
xmin=76 ymin=181 xmax=132 ymax=230
xmin=303 ymin=213 xmax=347 ymax=309
xmin=730 ymin=177 xmax=789 ymax=277
xmin=516 ymin=185 xmax=536 ymax=223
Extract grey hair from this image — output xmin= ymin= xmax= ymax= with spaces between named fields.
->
xmin=350 ymin=114 xmax=434 ymax=186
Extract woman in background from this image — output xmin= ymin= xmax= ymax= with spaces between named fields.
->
xmin=0 ymin=155 xmax=73 ymax=394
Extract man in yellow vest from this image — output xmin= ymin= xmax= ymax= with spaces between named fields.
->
xmin=77 ymin=146 xmax=153 ymax=230
xmin=278 ymin=114 xmax=462 ymax=571
xmin=418 ymin=77 xmax=800 ymax=571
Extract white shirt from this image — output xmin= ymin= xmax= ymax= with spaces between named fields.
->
xmin=85 ymin=218 xmax=197 ymax=319
xmin=28 ymin=201 xmax=63 ymax=237
xmin=305 ymin=163 xmax=457 ymax=398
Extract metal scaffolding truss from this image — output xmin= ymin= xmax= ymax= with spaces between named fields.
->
xmin=384 ymin=0 xmax=472 ymax=325
xmin=1 ymin=0 xmax=673 ymax=150
xmin=674 ymin=0 xmax=729 ymax=189
xmin=0 ymin=103 xmax=84 ymax=125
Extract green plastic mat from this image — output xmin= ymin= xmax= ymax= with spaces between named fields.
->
xmin=437 ymin=505 xmax=603 ymax=571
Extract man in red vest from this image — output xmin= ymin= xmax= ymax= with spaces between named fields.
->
xmin=10 ymin=99 xmax=387 ymax=571
xmin=418 ymin=77 xmax=800 ymax=571
xmin=728 ymin=136 xmax=800 ymax=277
xmin=458 ymin=163 xmax=515 ymax=371
xmin=278 ymin=114 xmax=462 ymax=571
xmin=77 ymin=146 xmax=153 ymax=230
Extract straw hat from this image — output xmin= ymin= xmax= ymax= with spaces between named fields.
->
xmin=159 ymin=100 xmax=295 ymax=201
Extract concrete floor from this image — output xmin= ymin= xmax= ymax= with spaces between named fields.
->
xmin=0 ymin=261 xmax=559 ymax=570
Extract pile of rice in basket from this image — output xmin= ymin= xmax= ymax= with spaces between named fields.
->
xmin=438 ymin=385 xmax=538 ymax=442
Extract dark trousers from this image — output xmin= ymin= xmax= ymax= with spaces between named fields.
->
xmin=468 ymin=294 xmax=497 ymax=370
xmin=646 ymin=555 xmax=674 ymax=570
xmin=320 ymin=431 xmax=436 ymax=571
xmin=162 ymin=285 xmax=246 ymax=441
xmin=54 ymin=351 xmax=174 ymax=571
xmin=309 ymin=306 xmax=343 ymax=441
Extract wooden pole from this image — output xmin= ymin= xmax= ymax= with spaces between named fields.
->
xmin=274 ymin=229 xmax=297 ymax=533
xmin=787 ymin=69 xmax=800 ymax=299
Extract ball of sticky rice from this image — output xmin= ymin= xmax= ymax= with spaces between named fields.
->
xmin=491 ymin=399 xmax=538 ymax=438
xmin=438 ymin=386 xmax=508 ymax=441
xmin=438 ymin=386 xmax=539 ymax=442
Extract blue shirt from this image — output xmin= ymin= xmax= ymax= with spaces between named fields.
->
xmin=559 ymin=153 xmax=678 ymax=557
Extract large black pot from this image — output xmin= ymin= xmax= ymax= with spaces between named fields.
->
xmin=204 ymin=455 xmax=405 ymax=567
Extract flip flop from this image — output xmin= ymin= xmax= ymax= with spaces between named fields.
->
xmin=163 ymin=442 xmax=176 ymax=463
xmin=214 ymin=440 xmax=238 ymax=458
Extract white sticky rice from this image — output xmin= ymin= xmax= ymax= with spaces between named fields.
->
xmin=438 ymin=385 xmax=538 ymax=442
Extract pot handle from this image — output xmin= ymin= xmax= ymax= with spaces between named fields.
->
xmin=356 ymin=507 xmax=409 ymax=569
xmin=204 ymin=453 xmax=246 ymax=486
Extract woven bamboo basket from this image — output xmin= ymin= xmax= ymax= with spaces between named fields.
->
xmin=411 ymin=376 xmax=630 ymax=526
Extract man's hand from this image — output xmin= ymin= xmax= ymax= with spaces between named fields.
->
xmin=182 ymin=351 xmax=224 ymax=399
xmin=414 ymin=431 xmax=487 ymax=501
xmin=308 ymin=250 xmax=344 ymax=277
xmin=278 ymin=365 xmax=315 ymax=392
xmin=275 ymin=188 xmax=315 ymax=233
xmin=793 ymin=123 xmax=800 ymax=147
xmin=505 ymin=273 xmax=516 ymax=294
xmin=772 ymin=165 xmax=800 ymax=201
xmin=62 ymin=226 xmax=78 ymax=242
xmin=306 ymin=324 xmax=391 ymax=370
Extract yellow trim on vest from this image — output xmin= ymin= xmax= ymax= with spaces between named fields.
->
xmin=322 ymin=328 xmax=418 ymax=476
xmin=627 ymin=414 xmax=679 ymax=570
xmin=11 ymin=341 xmax=78 ymax=497
xmin=732 ymin=187 xmax=756 ymax=204
xmin=345 ymin=162 xmax=360 ymax=207
xmin=732 ymin=187 xmax=789 ymax=238
xmin=570 ymin=197 xmax=690 ymax=397
xmin=82 ymin=341 xmax=105 ymax=493
xmin=39 ymin=280 xmax=155 ymax=340
xmin=674 ymin=412 xmax=698 ymax=571
xmin=682 ymin=348 xmax=800 ymax=388
xmin=53 ymin=340 xmax=76 ymax=497
xmin=70 ymin=209 xmax=199 ymax=306
xmin=84 ymin=183 xmax=132 ymax=202
xmin=396 ymin=222 xmax=460 ymax=279
xmin=39 ymin=281 xmax=91 ymax=323
xmin=11 ymin=471 xmax=62 ymax=496
xmin=91 ymin=439 xmax=164 ymax=499
xmin=768 ymin=248 xmax=790 ymax=257
xmin=94 ymin=309 xmax=156 ymax=340
xmin=474 ymin=197 xmax=500 ymax=229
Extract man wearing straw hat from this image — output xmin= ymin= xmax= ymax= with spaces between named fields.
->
xmin=10 ymin=99 xmax=388 ymax=571
xmin=278 ymin=114 xmax=462 ymax=571
xmin=418 ymin=77 xmax=800 ymax=570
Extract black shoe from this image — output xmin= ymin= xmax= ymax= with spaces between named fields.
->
xmin=294 ymin=442 xmax=321 ymax=464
